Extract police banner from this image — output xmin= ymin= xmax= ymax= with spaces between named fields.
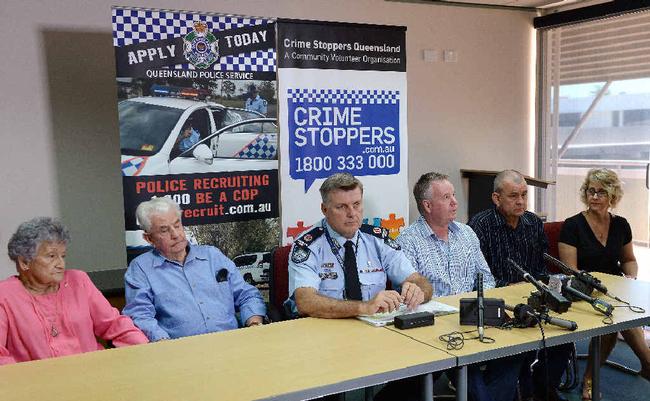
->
xmin=112 ymin=6 xmax=280 ymax=293
xmin=277 ymin=19 xmax=409 ymax=244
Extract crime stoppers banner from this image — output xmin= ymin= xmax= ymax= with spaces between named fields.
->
xmin=112 ymin=6 xmax=281 ymax=290
xmin=277 ymin=20 xmax=409 ymax=244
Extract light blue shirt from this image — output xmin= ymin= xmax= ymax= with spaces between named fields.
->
xmin=123 ymin=244 xmax=266 ymax=341
xmin=178 ymin=128 xmax=200 ymax=152
xmin=397 ymin=216 xmax=495 ymax=297
xmin=286 ymin=220 xmax=415 ymax=315
xmin=245 ymin=95 xmax=267 ymax=115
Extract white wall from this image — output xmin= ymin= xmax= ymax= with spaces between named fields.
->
xmin=0 ymin=0 xmax=535 ymax=278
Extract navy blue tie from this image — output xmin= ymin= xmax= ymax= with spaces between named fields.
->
xmin=344 ymin=240 xmax=362 ymax=301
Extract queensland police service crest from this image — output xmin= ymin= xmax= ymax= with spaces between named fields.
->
xmin=183 ymin=21 xmax=219 ymax=69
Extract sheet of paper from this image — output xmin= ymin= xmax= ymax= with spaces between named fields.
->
xmin=356 ymin=299 xmax=459 ymax=327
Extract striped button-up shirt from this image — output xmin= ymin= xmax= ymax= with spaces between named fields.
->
xmin=468 ymin=207 xmax=548 ymax=287
xmin=397 ymin=216 xmax=495 ymax=297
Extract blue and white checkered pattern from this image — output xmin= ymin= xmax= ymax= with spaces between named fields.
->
xmin=287 ymin=89 xmax=400 ymax=104
xmin=112 ymin=7 xmax=275 ymax=72
xmin=121 ymin=157 xmax=148 ymax=176
xmin=236 ymin=135 xmax=277 ymax=159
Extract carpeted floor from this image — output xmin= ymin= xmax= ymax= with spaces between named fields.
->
xmin=344 ymin=332 xmax=650 ymax=401
xmin=558 ymin=336 xmax=650 ymax=401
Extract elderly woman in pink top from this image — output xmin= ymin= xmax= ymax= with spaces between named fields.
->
xmin=0 ymin=217 xmax=148 ymax=365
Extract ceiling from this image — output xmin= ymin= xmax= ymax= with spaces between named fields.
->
xmin=413 ymin=0 xmax=607 ymax=11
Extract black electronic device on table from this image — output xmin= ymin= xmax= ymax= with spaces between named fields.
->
xmin=394 ymin=312 xmax=435 ymax=330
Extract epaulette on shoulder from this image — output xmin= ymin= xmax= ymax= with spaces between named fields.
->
xmin=360 ymin=224 xmax=401 ymax=250
xmin=360 ymin=224 xmax=389 ymax=239
xmin=296 ymin=226 xmax=324 ymax=246
xmin=291 ymin=227 xmax=324 ymax=263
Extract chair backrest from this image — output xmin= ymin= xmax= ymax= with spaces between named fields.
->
xmin=269 ymin=244 xmax=292 ymax=320
xmin=543 ymin=221 xmax=564 ymax=274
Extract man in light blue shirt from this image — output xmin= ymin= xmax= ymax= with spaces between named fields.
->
xmin=176 ymin=124 xmax=200 ymax=152
xmin=123 ymin=197 xmax=266 ymax=341
xmin=286 ymin=173 xmax=432 ymax=319
xmin=244 ymin=85 xmax=267 ymax=116
xmin=397 ymin=172 xmax=520 ymax=401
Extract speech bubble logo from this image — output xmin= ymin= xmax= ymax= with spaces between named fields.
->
xmin=287 ymin=88 xmax=401 ymax=192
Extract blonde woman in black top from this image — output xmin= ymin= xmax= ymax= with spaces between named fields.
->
xmin=559 ymin=168 xmax=650 ymax=400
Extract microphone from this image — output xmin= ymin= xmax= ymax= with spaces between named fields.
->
xmin=549 ymin=274 xmax=614 ymax=316
xmin=505 ymin=304 xmax=537 ymax=327
xmin=561 ymin=276 xmax=614 ymax=316
xmin=507 ymin=258 xmax=545 ymax=292
xmin=543 ymin=253 xmax=608 ymax=294
xmin=542 ymin=312 xmax=578 ymax=331
xmin=563 ymin=283 xmax=614 ymax=316
xmin=507 ymin=258 xmax=572 ymax=313
xmin=506 ymin=303 xmax=578 ymax=331
xmin=477 ymin=272 xmax=484 ymax=341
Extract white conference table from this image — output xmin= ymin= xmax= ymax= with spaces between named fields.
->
xmin=389 ymin=273 xmax=650 ymax=401
xmin=0 ymin=317 xmax=454 ymax=401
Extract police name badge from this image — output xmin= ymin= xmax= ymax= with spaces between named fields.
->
xmin=318 ymin=271 xmax=339 ymax=280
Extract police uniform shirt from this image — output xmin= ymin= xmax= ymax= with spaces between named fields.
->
xmin=286 ymin=219 xmax=415 ymax=314
xmin=245 ymin=95 xmax=267 ymax=115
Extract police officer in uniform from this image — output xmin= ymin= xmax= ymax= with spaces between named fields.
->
xmin=286 ymin=172 xmax=432 ymax=319
xmin=245 ymin=84 xmax=268 ymax=116
xmin=286 ymin=173 xmax=433 ymax=401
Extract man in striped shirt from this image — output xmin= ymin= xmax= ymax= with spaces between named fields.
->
xmin=468 ymin=170 xmax=570 ymax=401
xmin=397 ymin=171 xmax=521 ymax=401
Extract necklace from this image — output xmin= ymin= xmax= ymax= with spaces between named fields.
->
xmin=585 ymin=210 xmax=609 ymax=244
xmin=25 ymin=288 xmax=61 ymax=337
xmin=19 ymin=275 xmax=62 ymax=337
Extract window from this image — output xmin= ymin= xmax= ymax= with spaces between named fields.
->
xmin=623 ymin=109 xmax=650 ymax=126
xmin=558 ymin=112 xmax=581 ymax=127
xmin=233 ymin=254 xmax=257 ymax=267
xmin=538 ymin=10 xmax=650 ymax=246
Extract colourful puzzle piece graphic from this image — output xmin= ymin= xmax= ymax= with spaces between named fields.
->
xmin=287 ymin=220 xmax=312 ymax=241
xmin=381 ymin=213 xmax=405 ymax=239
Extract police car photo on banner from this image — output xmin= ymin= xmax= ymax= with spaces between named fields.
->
xmin=112 ymin=6 xmax=280 ymax=298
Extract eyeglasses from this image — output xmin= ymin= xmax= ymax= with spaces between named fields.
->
xmin=586 ymin=188 xmax=608 ymax=198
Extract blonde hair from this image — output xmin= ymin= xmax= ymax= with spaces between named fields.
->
xmin=579 ymin=168 xmax=623 ymax=208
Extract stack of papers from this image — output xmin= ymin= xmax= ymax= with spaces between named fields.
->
xmin=356 ymin=299 xmax=459 ymax=327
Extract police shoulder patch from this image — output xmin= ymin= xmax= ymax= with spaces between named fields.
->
xmin=385 ymin=237 xmax=401 ymax=250
xmin=291 ymin=227 xmax=324 ymax=263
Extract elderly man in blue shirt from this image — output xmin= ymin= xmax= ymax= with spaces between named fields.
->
xmin=397 ymin=171 xmax=521 ymax=401
xmin=123 ymin=197 xmax=266 ymax=341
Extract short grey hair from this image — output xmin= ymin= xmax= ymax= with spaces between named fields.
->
xmin=413 ymin=172 xmax=449 ymax=215
xmin=136 ymin=197 xmax=182 ymax=232
xmin=493 ymin=170 xmax=526 ymax=193
xmin=319 ymin=173 xmax=364 ymax=204
xmin=8 ymin=217 xmax=70 ymax=264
